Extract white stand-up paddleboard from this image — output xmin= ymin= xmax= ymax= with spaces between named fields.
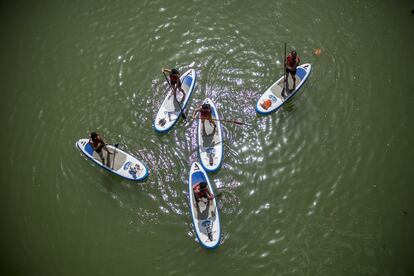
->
xmin=197 ymin=98 xmax=223 ymax=173
xmin=188 ymin=162 xmax=221 ymax=249
xmin=256 ymin=63 xmax=312 ymax=115
xmin=76 ymin=139 xmax=148 ymax=181
xmin=154 ymin=69 xmax=196 ymax=132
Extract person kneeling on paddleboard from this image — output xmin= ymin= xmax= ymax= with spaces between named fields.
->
xmin=89 ymin=132 xmax=112 ymax=167
xmin=285 ymin=50 xmax=301 ymax=95
xmin=192 ymin=103 xmax=216 ymax=137
xmin=193 ymin=181 xmax=214 ymax=208
xmin=161 ymin=67 xmax=186 ymax=102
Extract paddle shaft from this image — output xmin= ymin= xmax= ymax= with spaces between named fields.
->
xmin=283 ymin=42 xmax=287 ymax=96
xmin=162 ymin=71 xmax=187 ymax=121
xmin=111 ymin=145 xmax=117 ymax=170
xmin=193 ymin=116 xmax=249 ymax=126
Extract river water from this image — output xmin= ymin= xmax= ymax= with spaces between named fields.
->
xmin=1 ymin=0 xmax=413 ymax=275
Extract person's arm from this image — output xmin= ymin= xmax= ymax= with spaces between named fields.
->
xmin=207 ymin=189 xmax=214 ymax=200
xmin=96 ymin=136 xmax=104 ymax=147
xmin=97 ymin=137 xmax=110 ymax=152
xmin=291 ymin=56 xmax=300 ymax=70
xmin=286 ymin=57 xmax=293 ymax=71
xmin=209 ymin=117 xmax=216 ymax=127
xmin=192 ymin=107 xmax=201 ymax=118
xmin=101 ymin=142 xmax=111 ymax=152
xmin=161 ymin=67 xmax=171 ymax=73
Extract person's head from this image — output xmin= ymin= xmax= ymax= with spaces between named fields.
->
xmin=291 ymin=50 xmax=297 ymax=57
xmin=90 ymin=132 xmax=98 ymax=140
xmin=201 ymin=103 xmax=211 ymax=110
xmin=199 ymin=181 xmax=208 ymax=189
xmin=171 ymin=68 xmax=179 ymax=75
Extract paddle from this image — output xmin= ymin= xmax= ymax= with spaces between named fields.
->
xmin=193 ymin=116 xmax=250 ymax=126
xmin=213 ymin=189 xmax=230 ymax=200
xmin=282 ymin=42 xmax=288 ymax=99
xmin=214 ymin=191 xmax=224 ymax=199
xmin=162 ymin=71 xmax=187 ymax=121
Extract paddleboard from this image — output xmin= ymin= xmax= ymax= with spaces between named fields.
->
xmin=76 ymin=139 xmax=148 ymax=181
xmin=256 ymin=63 xmax=312 ymax=115
xmin=188 ymin=162 xmax=221 ymax=249
xmin=154 ymin=69 xmax=196 ymax=132
xmin=197 ymin=98 xmax=223 ymax=173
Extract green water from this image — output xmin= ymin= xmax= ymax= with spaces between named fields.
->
xmin=1 ymin=0 xmax=413 ymax=275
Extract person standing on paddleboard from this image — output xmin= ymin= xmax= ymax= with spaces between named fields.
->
xmin=161 ymin=67 xmax=186 ymax=102
xmin=89 ymin=132 xmax=111 ymax=166
xmin=193 ymin=181 xmax=214 ymax=209
xmin=192 ymin=103 xmax=217 ymax=137
xmin=285 ymin=50 xmax=301 ymax=91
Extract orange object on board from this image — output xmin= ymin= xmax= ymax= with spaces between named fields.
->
xmin=260 ymin=99 xmax=272 ymax=110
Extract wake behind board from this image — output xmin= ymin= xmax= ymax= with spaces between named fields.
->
xmin=188 ymin=162 xmax=221 ymax=249
xmin=197 ymin=98 xmax=223 ymax=173
xmin=256 ymin=63 xmax=312 ymax=115
xmin=76 ymin=139 xmax=148 ymax=181
xmin=154 ymin=69 xmax=196 ymax=133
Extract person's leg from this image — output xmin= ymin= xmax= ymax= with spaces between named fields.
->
xmin=104 ymin=148 xmax=111 ymax=167
xmin=282 ymin=69 xmax=289 ymax=98
xmin=174 ymin=83 xmax=185 ymax=102
xmin=210 ymin=119 xmax=216 ymax=135
xmin=201 ymin=118 xmax=207 ymax=136
xmin=292 ymin=74 xmax=296 ymax=90
xmin=194 ymin=195 xmax=201 ymax=211
xmin=97 ymin=149 xmax=105 ymax=164
xmin=101 ymin=146 xmax=112 ymax=166
xmin=205 ymin=196 xmax=211 ymax=207
xmin=172 ymin=84 xmax=178 ymax=98
xmin=290 ymin=69 xmax=297 ymax=91
xmin=179 ymin=86 xmax=186 ymax=101
xmin=102 ymin=145 xmax=111 ymax=154
xmin=181 ymin=92 xmax=186 ymax=102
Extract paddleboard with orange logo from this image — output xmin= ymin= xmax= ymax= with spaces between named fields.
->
xmin=256 ymin=63 xmax=312 ymax=115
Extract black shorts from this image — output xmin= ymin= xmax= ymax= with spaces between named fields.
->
xmin=171 ymin=79 xmax=182 ymax=87
xmin=95 ymin=145 xmax=104 ymax=153
xmin=286 ymin=68 xmax=296 ymax=75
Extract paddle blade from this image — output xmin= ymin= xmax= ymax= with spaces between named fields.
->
xmin=230 ymin=120 xmax=249 ymax=126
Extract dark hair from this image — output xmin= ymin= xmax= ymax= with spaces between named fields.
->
xmin=291 ymin=50 xmax=297 ymax=55
xmin=171 ymin=68 xmax=179 ymax=75
xmin=201 ymin=103 xmax=210 ymax=110
xmin=90 ymin=132 xmax=98 ymax=139
xmin=199 ymin=181 xmax=208 ymax=188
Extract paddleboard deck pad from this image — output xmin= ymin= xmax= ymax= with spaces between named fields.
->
xmin=256 ymin=63 xmax=312 ymax=115
xmin=154 ymin=68 xmax=196 ymax=132
xmin=76 ymin=138 xmax=148 ymax=181
xmin=197 ymin=98 xmax=223 ymax=172
xmin=188 ymin=162 xmax=221 ymax=249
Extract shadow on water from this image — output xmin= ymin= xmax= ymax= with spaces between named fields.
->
xmin=280 ymin=100 xmax=297 ymax=113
